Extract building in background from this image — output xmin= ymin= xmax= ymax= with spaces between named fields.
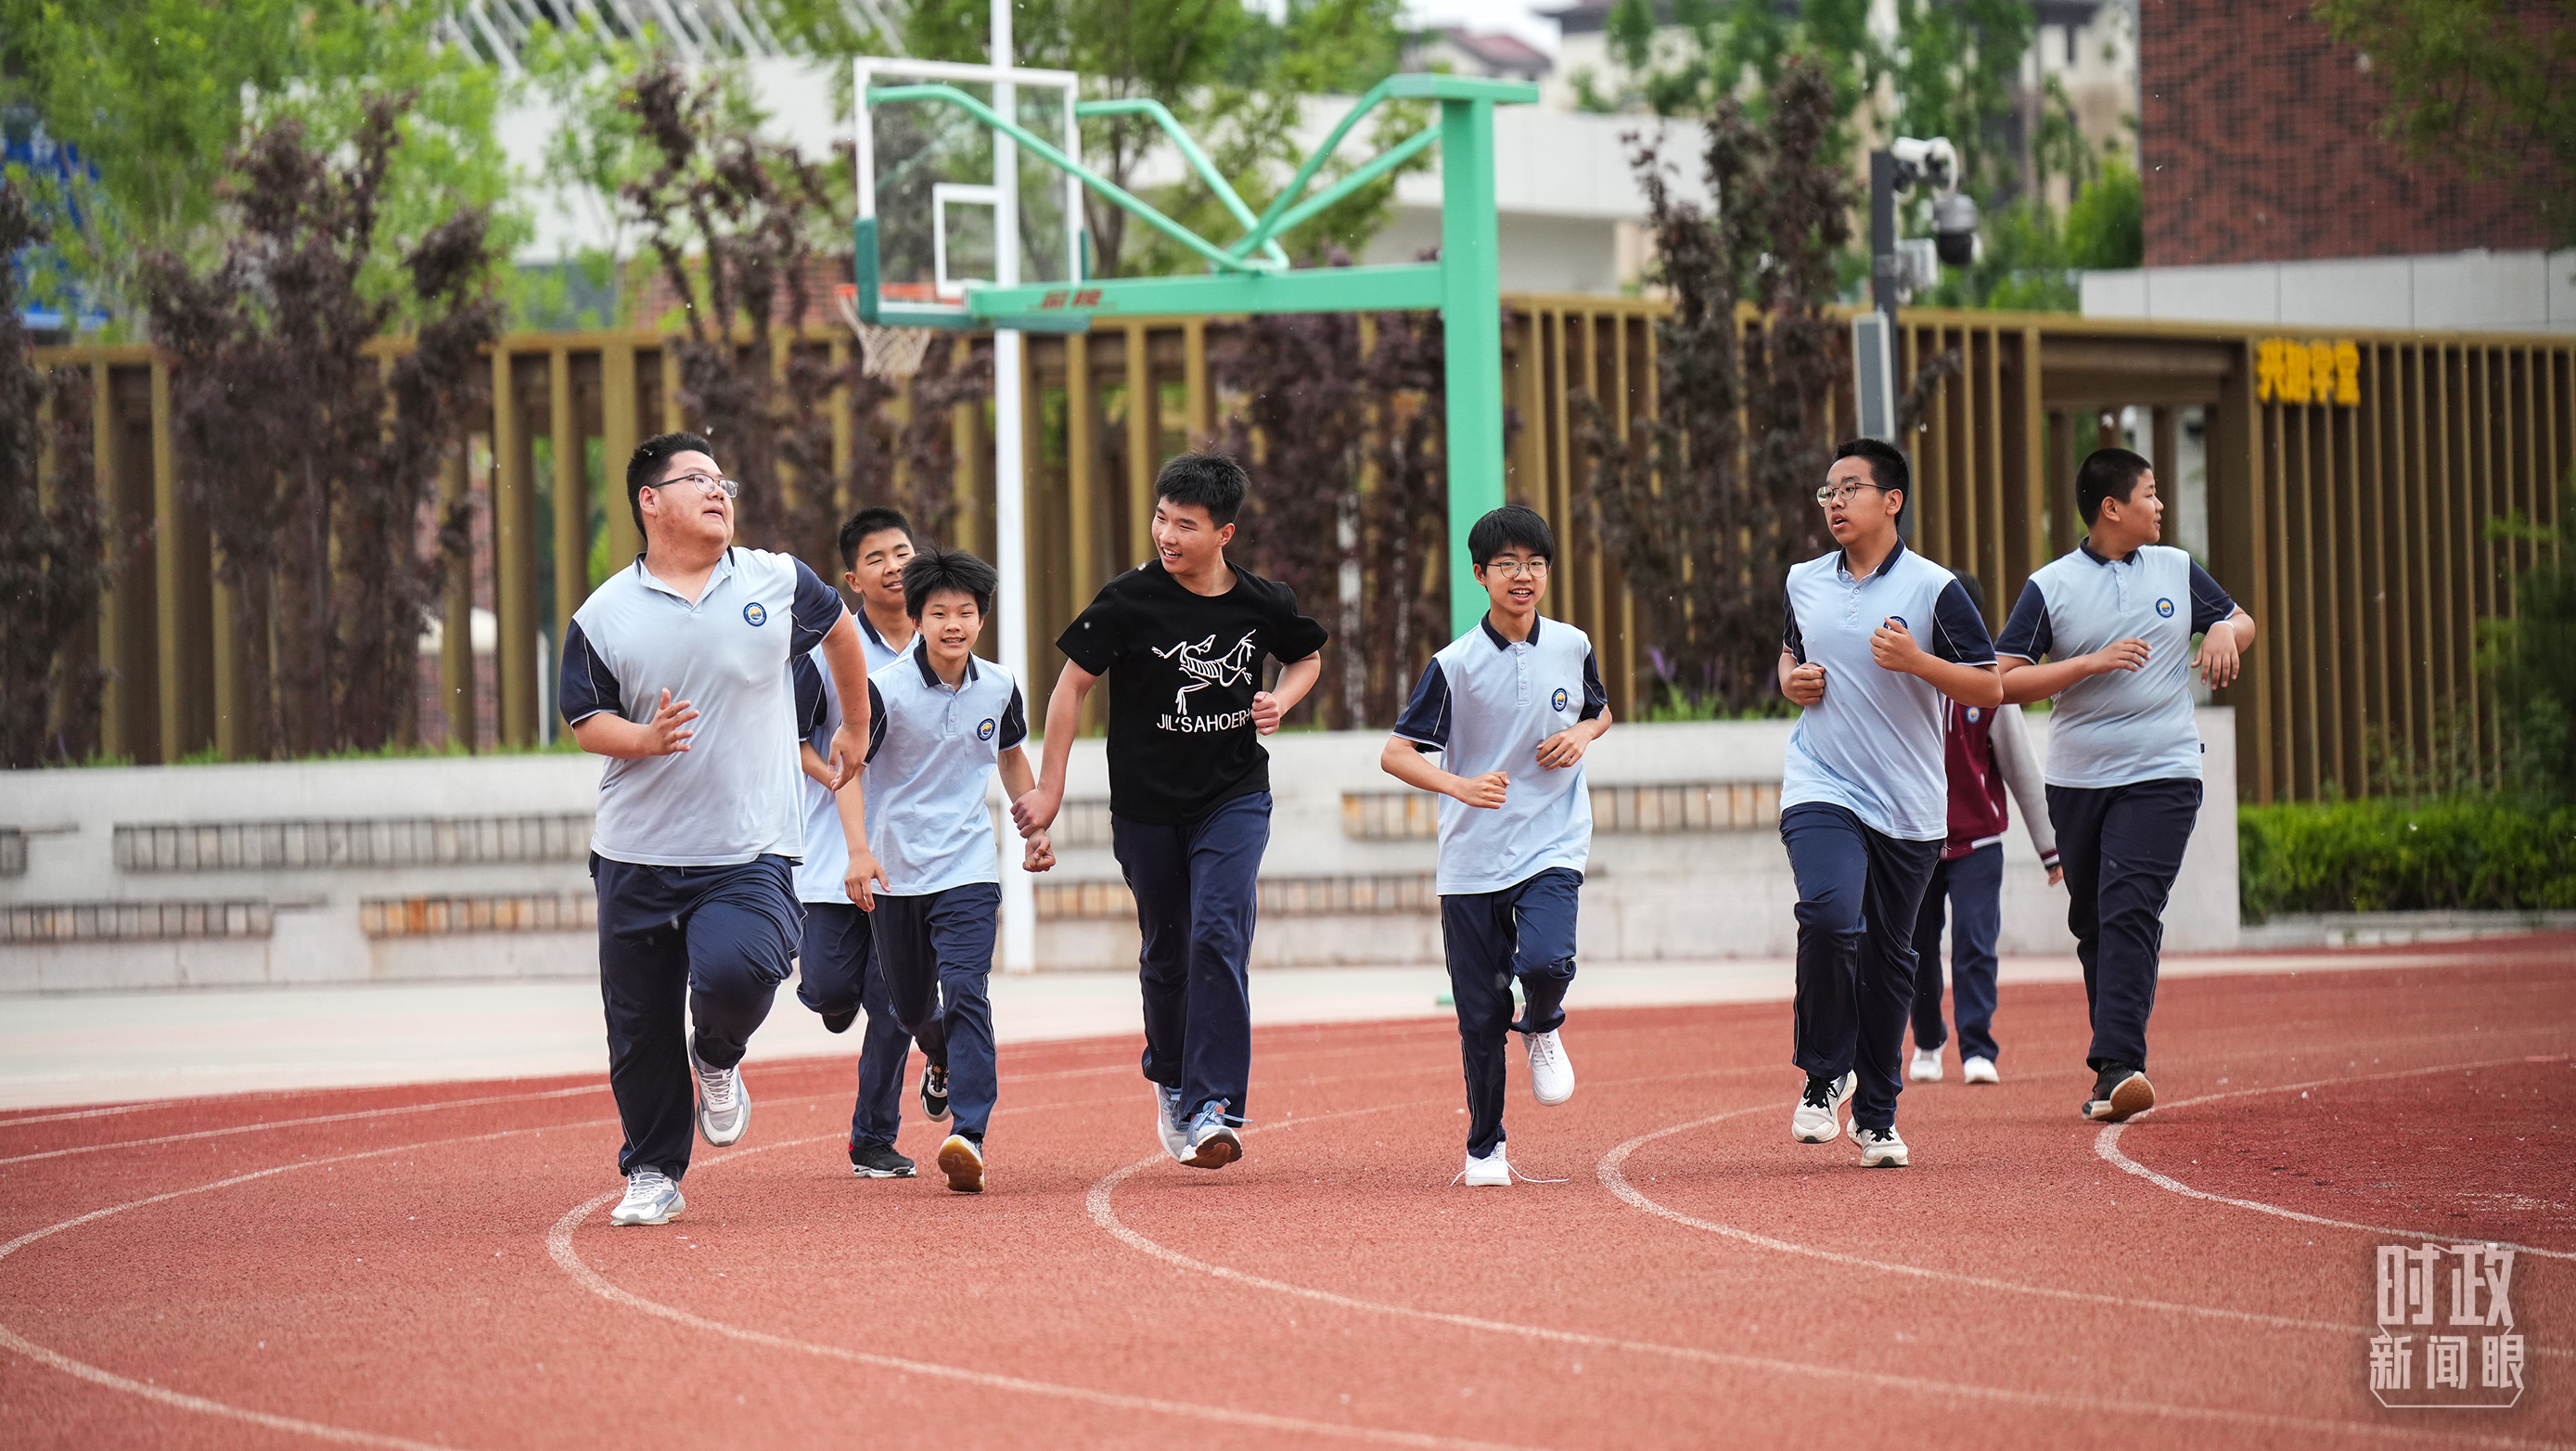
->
xmin=2083 ymin=0 xmax=2570 ymax=331
xmin=1402 ymin=27 xmax=1553 ymax=84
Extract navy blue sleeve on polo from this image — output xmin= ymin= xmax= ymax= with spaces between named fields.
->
xmin=865 ymin=679 xmax=889 ymax=764
xmin=788 ymin=559 xmax=846 ymax=654
xmin=1392 ymin=659 xmax=1452 ymax=753
xmin=1580 ymin=649 xmax=1608 ymax=722
xmin=1928 ymin=578 xmax=1998 ymax=664
xmin=998 ymin=686 xmax=1029 ymax=751
xmin=1994 ymin=580 xmax=2055 ymax=661
xmin=559 ymin=620 xmax=622 ymax=726
xmin=2187 ymin=560 xmax=2238 ymax=633
xmin=791 ymin=654 xmax=827 ymax=742
xmin=1783 ymin=587 xmax=1807 ymax=664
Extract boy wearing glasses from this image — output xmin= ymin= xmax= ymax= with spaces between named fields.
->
xmin=1380 ymin=506 xmax=1609 ymax=1187
xmin=790 ymin=507 xmax=923 ymax=1180
xmin=563 ymin=432 xmax=875 ymax=1227
xmin=1777 ymin=439 xmax=2001 ymax=1168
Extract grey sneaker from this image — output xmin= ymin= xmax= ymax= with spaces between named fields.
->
xmin=1181 ymin=1100 xmax=1241 ymax=1170
xmin=1792 ymin=1071 xmax=1855 ymax=1143
xmin=609 ymin=1167 xmax=685 ymax=1226
xmin=688 ymin=1042 xmax=750 ymax=1147
xmin=1853 ymin=1123 xmax=1909 ymax=1168
xmin=1152 ymin=1084 xmax=1187 ymax=1162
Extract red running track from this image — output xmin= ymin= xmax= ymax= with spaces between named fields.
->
xmin=3 ymin=937 xmax=2573 ymax=1449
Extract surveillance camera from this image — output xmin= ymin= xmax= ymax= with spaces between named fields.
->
xmin=1932 ymin=191 xmax=1980 ymax=267
xmin=1889 ymin=136 xmax=1959 ymax=193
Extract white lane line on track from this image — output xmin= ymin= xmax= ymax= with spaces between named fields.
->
xmin=2097 ymin=1055 xmax=2576 ymax=1262
xmin=1087 ymin=1096 xmax=2571 ymax=1449
xmin=0 ymin=1084 xmax=612 ymax=1166
xmin=0 ymin=1103 xmax=160 ymax=1127
xmin=545 ymin=1136 xmax=1544 ymax=1451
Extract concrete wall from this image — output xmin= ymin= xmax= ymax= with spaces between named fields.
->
xmin=2082 ymin=250 xmax=2576 ymax=333
xmin=0 ymin=711 xmax=2237 ymax=988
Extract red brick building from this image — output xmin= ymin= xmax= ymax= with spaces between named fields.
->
xmin=2140 ymin=0 xmax=2549 ymax=267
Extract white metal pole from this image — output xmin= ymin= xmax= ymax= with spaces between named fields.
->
xmin=993 ymin=0 xmax=1036 ymax=974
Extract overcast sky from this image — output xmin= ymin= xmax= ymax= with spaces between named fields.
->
xmin=1400 ymin=0 xmax=1565 ymax=54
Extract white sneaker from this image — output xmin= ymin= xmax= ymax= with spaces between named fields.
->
xmin=688 ymin=1042 xmax=749 ymax=1148
xmin=936 ymin=1134 xmax=985 ymax=1194
xmin=1791 ymin=1071 xmax=1855 ymax=1143
xmin=609 ymin=1167 xmax=685 ymax=1226
xmin=1458 ymin=1145 xmax=1512 ymax=1187
xmin=1853 ymin=1123 xmax=1910 ymax=1168
xmin=1524 ymin=1029 xmax=1575 ymax=1105
xmin=1151 ymin=1084 xmax=1187 ymax=1162
xmin=1181 ymin=1101 xmax=1241 ymax=1169
xmin=1962 ymin=1056 xmax=1999 ymax=1085
xmin=1909 ymin=1047 xmax=1943 ymax=1083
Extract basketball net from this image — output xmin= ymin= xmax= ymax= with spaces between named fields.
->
xmin=836 ymin=285 xmax=936 ymax=381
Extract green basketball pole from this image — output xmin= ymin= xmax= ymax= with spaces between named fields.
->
xmin=856 ymin=73 xmax=1537 ymax=643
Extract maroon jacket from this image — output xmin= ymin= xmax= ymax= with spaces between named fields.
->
xmin=1942 ymin=701 xmax=2060 ymax=867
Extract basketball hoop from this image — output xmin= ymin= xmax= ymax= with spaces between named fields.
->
xmin=837 ymin=285 xmax=936 ymax=380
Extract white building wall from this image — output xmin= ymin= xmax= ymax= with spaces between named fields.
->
xmin=2082 ymin=250 xmax=2576 ymax=333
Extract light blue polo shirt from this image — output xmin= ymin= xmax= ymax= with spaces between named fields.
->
xmin=1779 ymin=538 xmax=1996 ymax=841
xmin=1393 ymin=615 xmax=1608 ymax=895
xmin=789 ymin=612 xmax=917 ymax=905
xmin=861 ymin=648 xmax=1029 ymax=897
xmin=1995 ymin=541 xmax=2238 ymax=789
xmin=561 ymin=548 xmax=847 ymax=867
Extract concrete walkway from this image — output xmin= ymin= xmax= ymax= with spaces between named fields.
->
xmin=0 ymin=944 xmax=2485 ymax=1111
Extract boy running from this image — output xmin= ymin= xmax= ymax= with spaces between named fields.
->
xmin=790 ymin=507 xmax=921 ymax=1178
xmin=1011 ymin=453 xmax=1328 ymax=1171
xmin=1381 ymin=506 xmax=1609 ymax=1187
xmin=1778 ymin=439 xmax=2001 ymax=1169
xmin=562 ymin=432 xmax=872 ymax=1227
xmin=1994 ymin=446 xmax=2255 ymax=1123
xmin=1907 ymin=573 xmax=2061 ymax=1087
xmin=852 ymin=547 xmax=1056 ymax=1193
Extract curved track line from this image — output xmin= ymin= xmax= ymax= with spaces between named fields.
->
xmin=0 ymin=1083 xmax=611 ymax=1166
xmin=2096 ymin=1056 xmax=2576 ymax=1261
xmin=1087 ymin=1099 xmax=2568 ymax=1448
xmin=544 ymin=1187 xmax=1537 ymax=1449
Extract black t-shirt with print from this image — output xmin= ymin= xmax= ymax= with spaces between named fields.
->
xmin=1057 ymin=559 xmax=1328 ymax=825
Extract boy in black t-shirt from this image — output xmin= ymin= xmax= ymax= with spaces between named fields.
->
xmin=1012 ymin=454 xmax=1328 ymax=1170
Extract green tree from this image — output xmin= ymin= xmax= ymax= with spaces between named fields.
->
xmin=0 ymin=0 xmax=518 ymax=326
xmin=2316 ymin=0 xmax=2576 ymax=246
xmin=2062 ymin=154 xmax=2142 ymax=269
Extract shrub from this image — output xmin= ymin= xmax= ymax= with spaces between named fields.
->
xmin=2237 ymin=795 xmax=2576 ymax=922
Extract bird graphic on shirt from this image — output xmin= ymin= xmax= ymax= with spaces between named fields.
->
xmin=1151 ymin=631 xmax=1260 ymax=715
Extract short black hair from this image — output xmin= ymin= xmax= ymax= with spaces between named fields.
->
xmin=2076 ymin=446 xmax=2152 ymax=526
xmin=902 ymin=546 xmax=999 ymax=622
xmin=626 ymin=431 xmax=715 ymax=533
xmin=1952 ymin=569 xmax=1987 ymax=621
xmin=1468 ymin=505 xmax=1556 ymax=568
xmin=838 ymin=507 xmax=914 ymax=571
xmin=1153 ymin=452 xmax=1249 ymax=526
xmin=1831 ymin=437 xmax=1910 ymax=501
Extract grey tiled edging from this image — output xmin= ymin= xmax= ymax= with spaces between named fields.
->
xmin=115 ymin=815 xmax=594 ymax=872
xmin=0 ymin=829 xmax=22 ymax=878
xmin=1036 ymin=874 xmax=1438 ymax=921
xmin=4 ymin=900 xmax=273 ymax=942
xmin=361 ymin=894 xmax=596 ymax=937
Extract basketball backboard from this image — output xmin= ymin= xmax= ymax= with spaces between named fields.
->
xmin=853 ymin=58 xmax=1084 ymax=330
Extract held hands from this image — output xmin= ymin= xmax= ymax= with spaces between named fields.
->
xmin=1250 ymin=689 xmax=1286 ymax=735
xmin=1021 ymin=832 xmax=1057 ymax=873
xmin=1452 ymin=770 xmax=1509 ymax=810
xmin=2086 ymin=637 xmax=2153 ymax=677
xmin=2194 ymin=622 xmax=2244 ymax=689
xmin=642 ymin=690 xmax=698 ymax=753
xmin=844 ymin=846 xmax=890 ymax=912
xmin=1009 ymin=785 xmax=1061 ymax=839
xmin=1783 ymin=662 xmax=1827 ymax=707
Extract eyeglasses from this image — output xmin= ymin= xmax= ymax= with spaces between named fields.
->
xmin=1483 ymin=559 xmax=1550 ymax=579
xmin=1814 ymin=482 xmax=1887 ymax=509
xmin=653 ymin=471 xmax=743 ymax=500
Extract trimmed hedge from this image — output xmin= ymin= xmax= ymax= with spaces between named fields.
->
xmin=2238 ymin=795 xmax=2576 ymax=922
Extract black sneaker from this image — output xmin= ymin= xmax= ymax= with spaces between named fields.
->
xmin=822 ymin=1008 xmax=858 ymax=1034
xmin=920 ymin=1064 xmax=951 ymax=1122
xmin=849 ymin=1141 xmax=916 ymax=1178
xmin=2083 ymin=1062 xmax=2156 ymax=1123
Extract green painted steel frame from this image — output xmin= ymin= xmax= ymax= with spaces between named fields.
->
xmin=858 ymin=71 xmax=1536 ymax=638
